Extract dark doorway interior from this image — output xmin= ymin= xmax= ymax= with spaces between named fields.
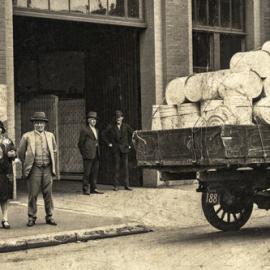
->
xmin=13 ymin=16 xmax=142 ymax=186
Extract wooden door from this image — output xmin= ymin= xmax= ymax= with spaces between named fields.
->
xmin=20 ymin=95 xmax=60 ymax=179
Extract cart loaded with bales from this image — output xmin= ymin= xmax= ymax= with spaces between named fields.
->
xmin=133 ymin=41 xmax=270 ymax=231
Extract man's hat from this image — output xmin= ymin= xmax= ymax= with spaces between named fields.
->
xmin=0 ymin=121 xmax=6 ymax=133
xmin=115 ymin=110 xmax=124 ymax=119
xmin=30 ymin=112 xmax=48 ymax=122
xmin=86 ymin=111 xmax=98 ymax=119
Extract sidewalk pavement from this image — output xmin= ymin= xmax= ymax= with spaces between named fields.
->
xmin=0 ymin=180 xmax=152 ymax=253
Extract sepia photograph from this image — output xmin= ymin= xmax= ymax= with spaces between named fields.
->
xmin=1 ymin=0 xmax=270 ymax=269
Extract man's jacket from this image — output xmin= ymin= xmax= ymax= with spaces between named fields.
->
xmin=102 ymin=123 xmax=133 ymax=154
xmin=18 ymin=131 xmax=57 ymax=178
xmin=78 ymin=126 xmax=100 ymax=160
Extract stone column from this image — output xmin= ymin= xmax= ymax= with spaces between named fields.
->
xmin=0 ymin=0 xmax=15 ymax=141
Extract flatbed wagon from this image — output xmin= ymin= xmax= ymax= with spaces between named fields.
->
xmin=133 ymin=125 xmax=270 ymax=231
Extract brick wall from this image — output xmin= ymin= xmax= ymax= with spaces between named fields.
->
xmin=140 ymin=0 xmax=192 ymax=130
xmin=164 ymin=0 xmax=192 ymax=84
xmin=245 ymin=0 xmax=255 ymax=50
xmin=261 ymin=0 xmax=270 ymax=44
xmin=0 ymin=0 xmax=7 ymax=84
xmin=0 ymin=0 xmax=15 ymax=141
xmin=140 ymin=0 xmax=156 ymax=130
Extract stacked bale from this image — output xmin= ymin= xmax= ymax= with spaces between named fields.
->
xmin=158 ymin=105 xmax=179 ymax=130
xmin=151 ymin=41 xmax=270 ymax=130
xmin=218 ymin=70 xmax=262 ymax=99
xmin=230 ymin=50 xmax=270 ymax=78
xmin=201 ymin=100 xmax=223 ymax=119
xmin=206 ymin=105 xmax=237 ymax=126
xmin=254 ymin=97 xmax=270 ymax=125
xmin=165 ymin=77 xmax=187 ymax=105
xmin=151 ymin=105 xmax=162 ymax=130
xmin=177 ymin=103 xmax=200 ymax=128
xmin=223 ymin=95 xmax=253 ymax=125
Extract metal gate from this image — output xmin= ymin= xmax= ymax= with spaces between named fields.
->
xmin=58 ymin=99 xmax=85 ymax=174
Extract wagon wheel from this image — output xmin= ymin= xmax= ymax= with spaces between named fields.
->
xmin=201 ymin=192 xmax=253 ymax=231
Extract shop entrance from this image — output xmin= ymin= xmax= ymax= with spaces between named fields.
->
xmin=13 ymin=16 xmax=142 ymax=186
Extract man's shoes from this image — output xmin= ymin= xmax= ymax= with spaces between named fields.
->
xmin=1 ymin=220 xmax=10 ymax=229
xmin=27 ymin=219 xmax=36 ymax=227
xmin=113 ymin=187 xmax=119 ymax=191
xmin=125 ymin=186 xmax=133 ymax=191
xmin=46 ymin=218 xmax=57 ymax=226
xmin=91 ymin=189 xmax=104 ymax=194
xmin=82 ymin=191 xmax=90 ymax=195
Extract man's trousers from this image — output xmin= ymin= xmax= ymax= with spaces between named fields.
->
xmin=27 ymin=165 xmax=54 ymax=221
xmin=113 ymin=151 xmax=129 ymax=188
xmin=82 ymin=157 xmax=99 ymax=192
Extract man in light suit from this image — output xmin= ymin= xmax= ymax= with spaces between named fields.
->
xmin=18 ymin=112 xmax=57 ymax=227
xmin=78 ymin=111 xmax=103 ymax=195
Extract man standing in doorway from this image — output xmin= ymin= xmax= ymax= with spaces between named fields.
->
xmin=18 ymin=112 xmax=57 ymax=227
xmin=78 ymin=111 xmax=103 ymax=195
xmin=102 ymin=110 xmax=133 ymax=191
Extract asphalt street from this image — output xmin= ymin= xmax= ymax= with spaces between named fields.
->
xmin=2 ymin=216 xmax=270 ymax=270
xmin=2 ymin=181 xmax=270 ymax=270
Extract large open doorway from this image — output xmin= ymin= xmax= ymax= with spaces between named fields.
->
xmin=13 ymin=16 xmax=142 ymax=186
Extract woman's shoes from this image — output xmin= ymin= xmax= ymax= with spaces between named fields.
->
xmin=1 ymin=220 xmax=10 ymax=229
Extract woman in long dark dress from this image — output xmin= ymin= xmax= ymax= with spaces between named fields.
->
xmin=0 ymin=121 xmax=16 ymax=229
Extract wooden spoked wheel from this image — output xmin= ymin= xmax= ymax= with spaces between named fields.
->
xmin=202 ymin=192 xmax=253 ymax=231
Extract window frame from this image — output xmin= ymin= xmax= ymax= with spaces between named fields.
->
xmin=192 ymin=0 xmax=245 ymax=32
xmin=192 ymin=0 xmax=246 ymax=72
xmin=13 ymin=0 xmax=145 ymax=28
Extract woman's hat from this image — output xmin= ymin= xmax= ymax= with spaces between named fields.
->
xmin=0 ymin=121 xmax=6 ymax=133
xmin=30 ymin=112 xmax=48 ymax=122
xmin=86 ymin=111 xmax=98 ymax=119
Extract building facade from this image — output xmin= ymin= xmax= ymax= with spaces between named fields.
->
xmin=0 ymin=0 xmax=270 ymax=186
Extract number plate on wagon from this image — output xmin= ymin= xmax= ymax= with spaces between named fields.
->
xmin=206 ymin=192 xmax=220 ymax=205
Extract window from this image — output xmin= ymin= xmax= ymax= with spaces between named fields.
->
xmin=14 ymin=0 xmax=144 ymax=20
xmin=29 ymin=0 xmax=49 ymax=10
xmin=192 ymin=0 xmax=245 ymax=72
xmin=220 ymin=0 xmax=230 ymax=27
xmin=208 ymin=0 xmax=219 ymax=26
xmin=193 ymin=32 xmax=213 ymax=72
xmin=232 ymin=0 xmax=243 ymax=29
xmin=197 ymin=0 xmax=207 ymax=25
xmin=50 ymin=0 xmax=69 ymax=12
xmin=108 ymin=0 xmax=125 ymax=16
xmin=13 ymin=0 xmax=28 ymax=7
xmin=70 ymin=0 xmax=89 ymax=14
xmin=90 ymin=0 xmax=107 ymax=15
xmin=192 ymin=0 xmax=244 ymax=30
xmin=220 ymin=34 xmax=243 ymax=69
xmin=128 ymin=0 xmax=139 ymax=18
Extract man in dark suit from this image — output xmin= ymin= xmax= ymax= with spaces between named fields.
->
xmin=78 ymin=111 xmax=103 ymax=195
xmin=102 ymin=110 xmax=133 ymax=191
